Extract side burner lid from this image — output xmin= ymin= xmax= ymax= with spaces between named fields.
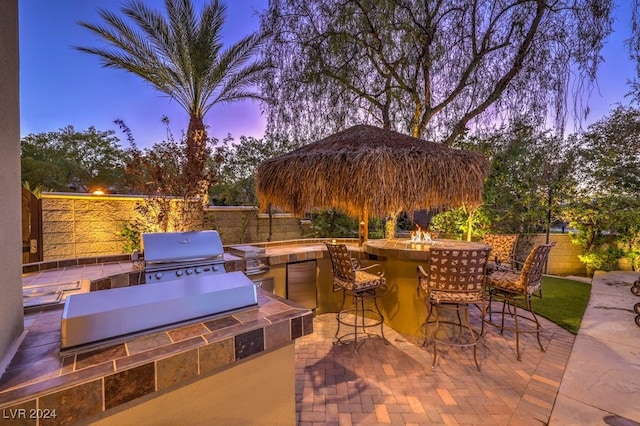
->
xmin=229 ymin=245 xmax=266 ymax=258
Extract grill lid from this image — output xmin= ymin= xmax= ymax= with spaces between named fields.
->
xmin=142 ymin=230 xmax=224 ymax=264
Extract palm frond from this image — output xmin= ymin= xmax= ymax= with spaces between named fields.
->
xmin=209 ymin=63 xmax=271 ymax=107
xmin=77 ymin=0 xmax=266 ymax=124
xmin=203 ymin=33 xmax=270 ymax=110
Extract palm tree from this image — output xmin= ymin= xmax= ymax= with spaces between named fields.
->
xmin=76 ymin=0 xmax=270 ymax=197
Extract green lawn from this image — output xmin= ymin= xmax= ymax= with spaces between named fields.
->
xmin=530 ymin=276 xmax=591 ymax=334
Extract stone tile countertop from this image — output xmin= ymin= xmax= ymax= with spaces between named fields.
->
xmin=0 ymin=289 xmax=313 ymax=423
xmin=254 ymin=238 xmax=362 ymax=265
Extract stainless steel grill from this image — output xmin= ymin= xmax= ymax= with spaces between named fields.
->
xmin=142 ymin=230 xmax=227 ymax=283
xmin=61 ymin=230 xmax=259 ymax=351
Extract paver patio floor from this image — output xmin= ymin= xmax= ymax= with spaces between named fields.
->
xmin=295 ymin=306 xmax=575 ymax=425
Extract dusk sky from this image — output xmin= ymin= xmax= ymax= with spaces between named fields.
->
xmin=19 ymin=0 xmax=637 ymax=150
xmin=20 ymin=0 xmax=268 ymax=149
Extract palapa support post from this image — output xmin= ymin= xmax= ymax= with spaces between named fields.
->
xmin=359 ymin=209 xmax=368 ymax=246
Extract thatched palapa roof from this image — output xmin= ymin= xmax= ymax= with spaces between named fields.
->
xmin=256 ymin=125 xmax=490 ymax=218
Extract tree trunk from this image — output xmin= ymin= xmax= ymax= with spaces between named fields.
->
xmin=185 ymin=115 xmax=209 ymax=202
xmin=385 ymin=210 xmax=401 ymax=239
xmin=384 ymin=218 xmax=396 ymax=239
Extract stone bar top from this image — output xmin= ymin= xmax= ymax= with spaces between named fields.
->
xmin=364 ymin=238 xmax=490 ymax=260
xmin=254 ymin=238 xmax=362 ymax=265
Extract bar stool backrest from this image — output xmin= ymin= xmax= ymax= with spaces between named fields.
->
xmin=482 ymin=234 xmax=518 ymax=266
xmin=422 ymin=248 xmax=491 ymax=302
xmin=520 ymin=242 xmax=556 ymax=294
xmin=325 ymin=243 xmax=356 ymax=283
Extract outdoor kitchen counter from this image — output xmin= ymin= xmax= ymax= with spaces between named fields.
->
xmin=21 ymin=254 xmax=252 ymax=296
xmin=0 ymin=289 xmax=313 ymax=424
xmin=20 ymin=239 xmax=363 ymax=293
xmin=226 ymin=238 xmax=361 ymax=266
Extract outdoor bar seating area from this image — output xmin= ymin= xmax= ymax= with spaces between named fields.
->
xmin=3 ymin=123 xmax=638 ymax=424
xmin=321 ymin=236 xmax=557 ymax=365
xmin=4 ymin=0 xmax=640 ymax=421
xmin=0 ymin=117 xmax=617 ymax=426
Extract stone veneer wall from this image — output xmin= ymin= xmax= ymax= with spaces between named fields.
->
xmin=37 ymin=192 xmax=592 ymax=275
xmin=516 ymin=233 xmax=586 ymax=276
xmin=41 ymin=193 xmax=145 ymax=260
xmin=40 ymin=194 xmax=308 ymax=260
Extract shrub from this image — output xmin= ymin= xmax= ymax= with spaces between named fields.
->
xmin=578 ymin=245 xmax=625 ymax=274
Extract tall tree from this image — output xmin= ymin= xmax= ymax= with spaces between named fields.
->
xmin=449 ymin=121 xmax=579 ymax=235
xmin=564 ymin=105 xmax=640 ymax=271
xmin=21 ymin=126 xmax=127 ymax=193
xmin=210 ymin=135 xmax=301 ymax=205
xmin=117 ymin=118 xmax=214 ymax=235
xmin=260 ymin=0 xmax=613 ymax=144
xmin=77 ymin=0 xmax=270 ymax=198
xmin=573 ymin=105 xmax=640 ymax=196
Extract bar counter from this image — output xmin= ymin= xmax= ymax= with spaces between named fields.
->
xmin=364 ymin=238 xmax=490 ymax=335
xmin=237 ymin=237 xmax=488 ymax=336
xmin=364 ymin=237 xmax=489 ymax=260
xmin=252 ymin=237 xmax=489 ymax=336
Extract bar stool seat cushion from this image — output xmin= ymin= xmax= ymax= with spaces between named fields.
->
xmin=417 ymin=279 xmax=483 ymax=303
xmin=334 ymin=271 xmax=386 ymax=292
xmin=488 ymin=247 xmax=545 ymax=295
xmin=488 ymin=271 xmax=528 ymax=292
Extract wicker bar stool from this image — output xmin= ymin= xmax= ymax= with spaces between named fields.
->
xmin=417 ymin=247 xmax=491 ymax=372
xmin=484 ymin=242 xmax=555 ymax=360
xmin=325 ymin=242 xmax=387 ymax=352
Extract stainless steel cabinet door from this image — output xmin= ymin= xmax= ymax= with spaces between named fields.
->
xmin=286 ymin=261 xmax=317 ymax=310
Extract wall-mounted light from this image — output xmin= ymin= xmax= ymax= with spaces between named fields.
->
xmin=92 ymin=189 xmax=105 ymax=196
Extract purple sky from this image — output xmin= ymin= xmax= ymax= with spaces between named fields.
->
xmin=19 ymin=0 xmax=636 ymax=149
xmin=19 ymin=0 xmax=268 ymax=149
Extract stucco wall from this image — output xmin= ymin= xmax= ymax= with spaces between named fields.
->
xmin=0 ymin=0 xmax=24 ymax=365
xmin=88 ymin=344 xmax=296 ymax=425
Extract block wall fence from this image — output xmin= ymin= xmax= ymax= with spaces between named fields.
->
xmin=515 ymin=234 xmax=586 ymax=276
xmin=39 ymin=193 xmax=308 ymax=260
xmin=37 ymin=192 xmax=615 ymax=277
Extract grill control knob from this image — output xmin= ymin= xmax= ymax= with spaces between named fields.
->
xmin=186 ymin=268 xmax=193 ymax=275
xmin=213 ymin=265 xmax=220 ymax=272
xmin=195 ymin=267 xmax=203 ymax=274
xmin=155 ymin=272 xmax=163 ymax=280
xmin=176 ymin=270 xmax=184 ymax=277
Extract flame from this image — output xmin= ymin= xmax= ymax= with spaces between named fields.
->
xmin=410 ymin=225 xmax=432 ymax=243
